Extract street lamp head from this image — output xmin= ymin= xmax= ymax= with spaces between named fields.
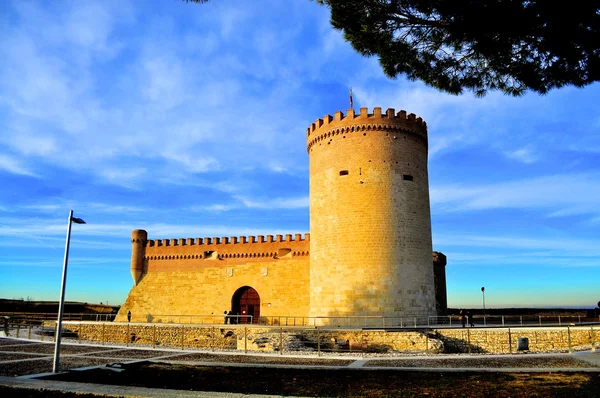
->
xmin=71 ymin=217 xmax=86 ymax=224
xmin=481 ymin=287 xmax=485 ymax=292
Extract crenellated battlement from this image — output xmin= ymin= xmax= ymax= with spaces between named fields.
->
xmin=145 ymin=233 xmax=310 ymax=248
xmin=306 ymin=107 xmax=427 ymax=153
xmin=140 ymin=231 xmax=311 ymax=264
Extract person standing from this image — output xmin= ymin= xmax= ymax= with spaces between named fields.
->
xmin=467 ymin=311 xmax=475 ymax=327
xmin=460 ymin=310 xmax=466 ymax=328
xmin=223 ymin=310 xmax=229 ymax=324
xmin=127 ymin=311 xmax=131 ymax=322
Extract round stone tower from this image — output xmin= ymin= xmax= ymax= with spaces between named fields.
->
xmin=131 ymin=229 xmax=147 ymax=285
xmin=306 ymin=107 xmax=436 ymax=320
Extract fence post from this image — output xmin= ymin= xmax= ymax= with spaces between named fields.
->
xmin=426 ymin=330 xmax=429 ymax=355
xmin=102 ymin=323 xmax=105 ymax=345
xmin=181 ymin=325 xmax=185 ymax=350
xmin=28 ymin=324 xmax=32 ymax=340
xmin=41 ymin=323 xmax=44 ymax=341
xmin=78 ymin=323 xmax=82 ymax=344
xmin=449 ymin=316 xmax=452 ymax=327
xmin=578 ymin=315 xmax=581 ymax=324
xmin=126 ymin=323 xmax=130 ymax=347
xmin=467 ymin=328 xmax=471 ymax=353
xmin=520 ymin=316 xmax=523 ymax=326
xmin=539 ymin=316 xmax=542 ymax=326
xmin=280 ymin=328 xmax=283 ymax=355
xmin=244 ymin=326 xmax=247 ymax=353
xmin=152 ymin=325 xmax=156 ymax=349
xmin=558 ymin=316 xmax=562 ymax=326
xmin=567 ymin=326 xmax=572 ymax=354
xmin=414 ymin=317 xmax=417 ymax=328
xmin=591 ymin=326 xmax=595 ymax=352
xmin=508 ymin=328 xmax=512 ymax=354
xmin=502 ymin=316 xmax=504 ymax=326
xmin=317 ymin=329 xmax=321 ymax=356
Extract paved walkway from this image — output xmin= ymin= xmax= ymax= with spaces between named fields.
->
xmin=0 ymin=337 xmax=598 ymax=397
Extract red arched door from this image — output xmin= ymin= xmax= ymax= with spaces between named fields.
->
xmin=232 ymin=286 xmax=260 ymax=324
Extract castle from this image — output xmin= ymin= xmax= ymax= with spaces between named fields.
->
xmin=117 ymin=107 xmax=448 ymax=324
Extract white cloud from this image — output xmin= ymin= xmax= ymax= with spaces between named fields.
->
xmin=431 ymin=173 xmax=600 ymax=216
xmin=191 ymin=195 xmax=310 ymax=213
xmin=234 ymin=195 xmax=309 ymax=210
xmin=504 ymin=146 xmax=539 ymax=164
xmin=433 ymin=234 xmax=600 ymax=267
xmin=0 ymin=154 xmax=37 ymax=177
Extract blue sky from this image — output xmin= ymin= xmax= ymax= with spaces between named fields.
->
xmin=1 ymin=0 xmax=599 ymax=309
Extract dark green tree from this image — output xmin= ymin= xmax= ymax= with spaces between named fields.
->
xmin=185 ymin=0 xmax=600 ymax=96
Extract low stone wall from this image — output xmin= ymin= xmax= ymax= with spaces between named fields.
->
xmin=61 ymin=323 xmax=238 ymax=350
xmin=437 ymin=327 xmax=598 ymax=353
xmin=53 ymin=322 xmax=598 ymax=355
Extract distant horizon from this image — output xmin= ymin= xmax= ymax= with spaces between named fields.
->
xmin=1 ymin=297 xmax=596 ymax=311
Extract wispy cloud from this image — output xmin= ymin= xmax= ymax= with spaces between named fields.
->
xmin=504 ymin=146 xmax=539 ymax=164
xmin=431 ymin=173 xmax=600 ymax=216
xmin=191 ymin=195 xmax=309 ymax=213
xmin=0 ymin=154 xmax=37 ymax=177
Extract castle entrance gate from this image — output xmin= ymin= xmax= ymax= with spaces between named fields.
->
xmin=232 ymin=286 xmax=260 ymax=324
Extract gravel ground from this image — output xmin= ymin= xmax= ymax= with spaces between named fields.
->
xmin=365 ymin=355 xmax=597 ymax=368
xmin=0 ymin=339 xmax=38 ymax=346
xmin=0 ymin=357 xmax=112 ymax=377
xmin=0 ymin=352 xmax=47 ymax=361
xmin=85 ymin=349 xmax=174 ymax=359
xmin=0 ymin=343 xmax=115 ymax=355
xmin=166 ymin=352 xmax=354 ymax=366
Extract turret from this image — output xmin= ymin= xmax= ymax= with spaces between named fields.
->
xmin=131 ymin=229 xmax=148 ymax=285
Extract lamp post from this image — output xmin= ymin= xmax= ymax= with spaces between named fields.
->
xmin=481 ymin=286 xmax=486 ymax=325
xmin=53 ymin=210 xmax=85 ymax=373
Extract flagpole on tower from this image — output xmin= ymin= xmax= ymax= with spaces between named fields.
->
xmin=349 ymin=87 xmax=353 ymax=110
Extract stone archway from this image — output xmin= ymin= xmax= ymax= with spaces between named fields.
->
xmin=232 ymin=286 xmax=260 ymax=324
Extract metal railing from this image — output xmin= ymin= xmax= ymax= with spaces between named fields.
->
xmin=0 ymin=312 xmax=116 ymax=322
xmin=3 ymin=320 xmax=598 ymax=356
xmin=137 ymin=314 xmax=599 ymax=328
xmin=2 ymin=312 xmax=598 ymax=328
xmin=427 ymin=315 xmax=600 ymax=328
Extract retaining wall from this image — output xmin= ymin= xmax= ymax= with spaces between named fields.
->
xmin=46 ymin=322 xmax=599 ymax=355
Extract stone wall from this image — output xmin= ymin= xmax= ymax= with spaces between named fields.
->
xmin=117 ymin=253 xmax=311 ymax=323
xmin=58 ymin=322 xmax=600 ymax=355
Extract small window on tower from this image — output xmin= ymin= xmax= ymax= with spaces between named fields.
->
xmin=403 ymin=174 xmax=414 ymax=181
xmin=339 ymin=170 xmax=349 ymax=176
